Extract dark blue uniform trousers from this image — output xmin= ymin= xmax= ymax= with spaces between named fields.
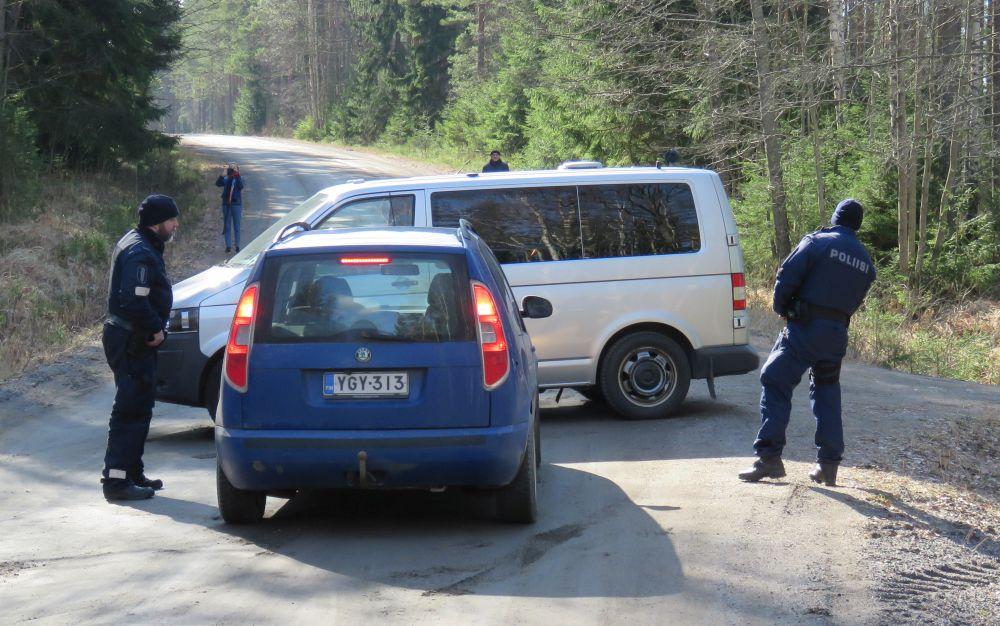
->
xmin=755 ymin=318 xmax=848 ymax=462
xmin=102 ymin=324 xmax=157 ymax=481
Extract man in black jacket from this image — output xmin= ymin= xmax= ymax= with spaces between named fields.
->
xmin=101 ymin=195 xmax=179 ymax=501
xmin=482 ymin=150 xmax=510 ymax=173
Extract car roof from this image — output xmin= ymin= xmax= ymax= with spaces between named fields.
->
xmin=266 ymin=227 xmax=467 ymax=254
xmin=321 ymin=166 xmax=715 ymax=203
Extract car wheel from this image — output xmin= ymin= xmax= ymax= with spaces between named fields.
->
xmin=533 ymin=396 xmax=541 ymax=471
xmin=205 ymin=360 xmax=222 ymax=422
xmin=496 ymin=424 xmax=538 ymax=524
xmin=599 ymin=331 xmax=691 ymax=420
xmin=217 ymin=462 xmax=265 ymax=524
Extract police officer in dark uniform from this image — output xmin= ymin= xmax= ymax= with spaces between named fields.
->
xmin=739 ymin=199 xmax=876 ymax=487
xmin=101 ymin=195 xmax=179 ymax=501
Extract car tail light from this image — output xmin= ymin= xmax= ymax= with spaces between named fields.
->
xmin=340 ymin=256 xmax=391 ymax=265
xmin=732 ymin=273 xmax=746 ymax=311
xmin=472 ymin=281 xmax=509 ymax=389
xmin=224 ymin=283 xmax=258 ymax=392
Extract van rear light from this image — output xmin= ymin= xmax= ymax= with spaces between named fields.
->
xmin=472 ymin=281 xmax=509 ymax=389
xmin=340 ymin=256 xmax=391 ymax=265
xmin=224 ymin=283 xmax=259 ymax=392
xmin=732 ymin=273 xmax=747 ymax=311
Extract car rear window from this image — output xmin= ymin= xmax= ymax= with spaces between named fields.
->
xmin=255 ymin=252 xmax=474 ymax=343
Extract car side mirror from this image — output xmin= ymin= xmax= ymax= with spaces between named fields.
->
xmin=520 ymin=296 xmax=553 ymax=319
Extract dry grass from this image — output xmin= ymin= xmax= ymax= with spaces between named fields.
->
xmin=747 ymin=287 xmax=1000 ymax=385
xmin=0 ymin=149 xmax=218 ymax=382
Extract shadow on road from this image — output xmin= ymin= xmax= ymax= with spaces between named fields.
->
xmin=170 ymin=464 xmax=687 ymax=599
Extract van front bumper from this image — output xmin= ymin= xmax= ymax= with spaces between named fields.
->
xmin=155 ymin=331 xmax=208 ymax=407
xmin=216 ymin=422 xmax=530 ymax=491
xmin=690 ymin=344 xmax=760 ymax=379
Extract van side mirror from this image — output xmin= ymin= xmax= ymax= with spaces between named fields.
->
xmin=520 ymin=296 xmax=553 ymax=319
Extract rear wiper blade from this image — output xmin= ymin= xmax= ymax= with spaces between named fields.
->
xmin=359 ymin=331 xmax=411 ymax=342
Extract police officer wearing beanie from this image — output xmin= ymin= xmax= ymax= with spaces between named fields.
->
xmin=739 ymin=199 xmax=876 ymax=487
xmin=101 ymin=194 xmax=179 ymax=501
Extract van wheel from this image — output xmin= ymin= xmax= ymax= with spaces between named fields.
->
xmin=496 ymin=424 xmax=538 ymax=524
xmin=217 ymin=463 xmax=266 ymax=524
xmin=205 ymin=360 xmax=222 ymax=422
xmin=599 ymin=332 xmax=691 ymax=420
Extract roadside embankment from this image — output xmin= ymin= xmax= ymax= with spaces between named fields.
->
xmin=0 ymin=148 xmax=218 ymax=382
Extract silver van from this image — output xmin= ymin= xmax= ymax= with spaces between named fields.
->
xmin=158 ymin=163 xmax=758 ymax=420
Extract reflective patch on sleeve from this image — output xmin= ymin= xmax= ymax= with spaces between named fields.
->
xmin=135 ymin=286 xmax=151 ymax=296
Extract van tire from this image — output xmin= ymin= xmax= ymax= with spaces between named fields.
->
xmin=205 ymin=360 xmax=222 ymax=422
xmin=599 ymin=332 xmax=691 ymax=420
xmin=496 ymin=424 xmax=538 ymax=524
xmin=217 ymin=463 xmax=266 ymax=524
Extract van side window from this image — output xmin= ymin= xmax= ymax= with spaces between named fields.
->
xmin=432 ymin=187 xmax=581 ymax=264
xmin=476 ymin=238 xmax=526 ymax=332
xmin=315 ymin=195 xmax=415 ymax=230
xmin=578 ymin=184 xmax=700 ymax=257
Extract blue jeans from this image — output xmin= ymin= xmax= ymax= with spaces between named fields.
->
xmin=222 ymin=203 xmax=242 ymax=249
xmin=755 ymin=319 xmax=848 ymax=462
xmin=102 ymin=324 xmax=157 ymax=482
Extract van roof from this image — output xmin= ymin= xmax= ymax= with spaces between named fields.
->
xmin=322 ymin=166 xmax=716 ymax=202
xmin=267 ymin=227 xmax=466 ymax=254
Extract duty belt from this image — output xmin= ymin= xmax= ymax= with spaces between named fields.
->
xmin=106 ymin=314 xmax=134 ymax=332
xmin=806 ymin=303 xmax=851 ymax=325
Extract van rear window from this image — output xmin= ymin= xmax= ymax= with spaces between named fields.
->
xmin=431 ymin=182 xmax=700 ymax=263
xmin=255 ymin=253 xmax=474 ymax=343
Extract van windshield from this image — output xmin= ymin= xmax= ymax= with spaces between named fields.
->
xmin=227 ymin=192 xmax=330 ymax=267
xmin=256 ymin=252 xmax=474 ymax=343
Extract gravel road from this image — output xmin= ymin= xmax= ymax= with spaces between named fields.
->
xmin=1 ymin=136 xmax=996 ymax=624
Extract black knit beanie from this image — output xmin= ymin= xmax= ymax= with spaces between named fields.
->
xmin=138 ymin=194 xmax=180 ymax=227
xmin=832 ymin=198 xmax=863 ymax=231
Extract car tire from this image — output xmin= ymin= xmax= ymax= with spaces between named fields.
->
xmin=599 ymin=331 xmax=691 ymax=420
xmin=496 ymin=424 xmax=538 ymax=524
xmin=217 ymin=462 xmax=265 ymax=524
xmin=533 ymin=396 xmax=541 ymax=471
xmin=205 ymin=360 xmax=222 ymax=422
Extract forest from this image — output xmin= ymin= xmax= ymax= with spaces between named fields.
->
xmin=160 ymin=0 xmax=1000 ymax=304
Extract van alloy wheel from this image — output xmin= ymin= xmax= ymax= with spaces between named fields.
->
xmin=599 ymin=331 xmax=691 ymax=420
xmin=618 ymin=347 xmax=676 ymax=407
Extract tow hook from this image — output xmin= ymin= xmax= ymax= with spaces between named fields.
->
xmin=357 ymin=450 xmax=369 ymax=487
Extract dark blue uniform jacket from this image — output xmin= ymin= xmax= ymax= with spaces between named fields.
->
xmin=482 ymin=160 xmax=510 ymax=173
xmin=107 ymin=228 xmax=172 ymax=335
xmin=215 ymin=174 xmax=244 ymax=205
xmin=773 ymin=225 xmax=876 ymax=317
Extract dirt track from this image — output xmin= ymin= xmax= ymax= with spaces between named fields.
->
xmin=1 ymin=136 xmax=996 ymax=624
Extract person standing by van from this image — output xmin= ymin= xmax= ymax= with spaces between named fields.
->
xmin=482 ymin=150 xmax=510 ymax=173
xmin=738 ymin=199 xmax=875 ymax=487
xmin=216 ymin=163 xmax=244 ymax=253
xmin=101 ymin=195 xmax=179 ymax=500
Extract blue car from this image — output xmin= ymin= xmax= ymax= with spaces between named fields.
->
xmin=215 ymin=225 xmax=552 ymax=524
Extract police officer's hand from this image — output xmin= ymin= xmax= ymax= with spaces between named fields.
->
xmin=146 ymin=330 xmax=165 ymax=347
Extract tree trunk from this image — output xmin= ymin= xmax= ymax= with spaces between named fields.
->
xmin=888 ymin=0 xmax=911 ymax=275
xmin=828 ymin=0 xmax=847 ymax=126
xmin=0 ymin=0 xmax=7 ymax=104
xmin=476 ymin=2 xmax=485 ymax=76
xmin=750 ymin=0 xmax=790 ymax=261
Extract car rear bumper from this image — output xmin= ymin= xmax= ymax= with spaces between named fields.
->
xmin=690 ymin=344 xmax=760 ymax=379
xmin=216 ymin=422 xmax=530 ymax=491
xmin=155 ymin=331 xmax=207 ymax=407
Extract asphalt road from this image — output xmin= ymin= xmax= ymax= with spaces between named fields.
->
xmin=2 ymin=136 xmax=997 ymax=624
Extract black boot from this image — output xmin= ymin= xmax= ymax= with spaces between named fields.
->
xmin=738 ymin=456 xmax=786 ymax=482
xmin=809 ymin=462 xmax=839 ymax=487
xmin=103 ymin=479 xmax=155 ymax=501
xmin=128 ymin=472 xmax=164 ymax=490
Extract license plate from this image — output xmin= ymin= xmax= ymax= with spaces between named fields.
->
xmin=323 ymin=371 xmax=409 ymax=398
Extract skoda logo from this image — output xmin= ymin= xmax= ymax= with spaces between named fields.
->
xmin=355 ymin=347 xmax=372 ymax=363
